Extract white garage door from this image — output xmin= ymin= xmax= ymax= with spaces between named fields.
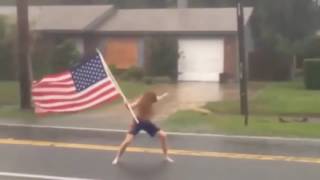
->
xmin=178 ymin=38 xmax=224 ymax=82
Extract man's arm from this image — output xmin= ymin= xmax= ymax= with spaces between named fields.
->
xmin=157 ymin=92 xmax=169 ymax=101
xmin=125 ymin=96 xmax=141 ymax=109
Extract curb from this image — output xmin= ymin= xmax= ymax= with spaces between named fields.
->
xmin=0 ymin=123 xmax=320 ymax=143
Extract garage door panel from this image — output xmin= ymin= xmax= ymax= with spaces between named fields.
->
xmin=178 ymin=38 xmax=224 ymax=82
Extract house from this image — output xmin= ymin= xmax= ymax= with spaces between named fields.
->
xmin=0 ymin=5 xmax=253 ymax=82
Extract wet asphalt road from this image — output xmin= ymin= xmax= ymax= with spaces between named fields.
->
xmin=0 ymin=126 xmax=319 ymax=180
xmin=0 ymin=144 xmax=319 ymax=180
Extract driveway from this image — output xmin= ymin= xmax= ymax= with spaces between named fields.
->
xmin=152 ymin=82 xmax=259 ymax=121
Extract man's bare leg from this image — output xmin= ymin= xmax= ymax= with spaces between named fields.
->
xmin=158 ymin=130 xmax=174 ymax=163
xmin=112 ymin=134 xmax=134 ymax=165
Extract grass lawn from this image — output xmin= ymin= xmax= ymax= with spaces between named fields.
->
xmin=163 ymin=81 xmax=320 ymax=138
xmin=0 ymin=80 xmax=151 ymax=118
xmin=0 ymin=81 xmax=20 ymax=105
xmin=206 ymin=81 xmax=320 ymax=115
xmin=163 ymin=110 xmax=320 ymax=138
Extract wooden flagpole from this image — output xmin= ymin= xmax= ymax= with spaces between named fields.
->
xmin=96 ymin=49 xmax=139 ymax=124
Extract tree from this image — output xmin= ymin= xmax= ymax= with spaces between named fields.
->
xmin=251 ymin=0 xmax=320 ymax=55
xmin=146 ymin=36 xmax=179 ymax=79
xmin=31 ymin=36 xmax=80 ymax=80
xmin=0 ymin=16 xmax=16 ymax=80
xmin=51 ymin=40 xmax=80 ymax=73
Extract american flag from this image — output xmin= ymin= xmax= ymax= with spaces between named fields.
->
xmin=32 ymin=54 xmax=120 ymax=114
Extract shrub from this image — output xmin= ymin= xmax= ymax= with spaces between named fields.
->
xmin=0 ymin=16 xmax=81 ymax=80
xmin=143 ymin=76 xmax=153 ymax=84
xmin=120 ymin=67 xmax=144 ymax=81
xmin=31 ymin=37 xmax=80 ymax=79
xmin=304 ymin=59 xmax=320 ymax=90
xmin=109 ymin=64 xmax=125 ymax=77
xmin=51 ymin=40 xmax=80 ymax=72
xmin=145 ymin=36 xmax=179 ymax=80
xmin=249 ymin=48 xmax=293 ymax=81
xmin=303 ymin=37 xmax=320 ymax=59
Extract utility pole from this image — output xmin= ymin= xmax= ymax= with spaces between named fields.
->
xmin=236 ymin=0 xmax=249 ymax=126
xmin=17 ymin=0 xmax=33 ymax=109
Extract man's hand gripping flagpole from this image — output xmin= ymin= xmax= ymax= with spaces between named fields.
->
xmin=96 ymin=49 xmax=139 ymax=124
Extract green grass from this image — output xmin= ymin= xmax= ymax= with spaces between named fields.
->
xmin=0 ymin=80 xmax=151 ymax=118
xmin=164 ymin=81 xmax=320 ymax=138
xmin=0 ymin=106 xmax=34 ymax=119
xmin=206 ymin=81 xmax=320 ymax=115
xmin=163 ymin=110 xmax=320 ymax=138
xmin=0 ymin=81 xmax=20 ymax=105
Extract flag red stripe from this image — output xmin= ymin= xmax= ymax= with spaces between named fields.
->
xmin=33 ymin=72 xmax=72 ymax=87
xmin=34 ymin=79 xmax=73 ymax=88
xmin=36 ymin=93 xmax=120 ymax=114
xmin=35 ymin=88 xmax=118 ymax=110
xmin=33 ymin=84 xmax=74 ymax=89
xmin=34 ymin=85 xmax=116 ymax=106
xmin=42 ymin=71 xmax=69 ymax=79
xmin=35 ymin=76 xmax=73 ymax=84
xmin=35 ymin=91 xmax=120 ymax=113
xmin=32 ymin=81 xmax=113 ymax=100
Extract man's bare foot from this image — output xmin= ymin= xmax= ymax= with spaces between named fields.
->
xmin=165 ymin=156 xmax=174 ymax=163
xmin=112 ymin=156 xmax=119 ymax=165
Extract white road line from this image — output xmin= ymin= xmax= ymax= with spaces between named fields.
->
xmin=0 ymin=172 xmax=95 ymax=180
xmin=0 ymin=122 xmax=320 ymax=143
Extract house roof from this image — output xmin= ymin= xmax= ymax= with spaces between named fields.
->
xmin=97 ymin=8 xmax=253 ymax=34
xmin=0 ymin=5 xmax=114 ymax=31
xmin=0 ymin=6 xmax=253 ymax=34
xmin=0 ymin=6 xmax=45 ymax=21
xmin=32 ymin=5 xmax=114 ymax=31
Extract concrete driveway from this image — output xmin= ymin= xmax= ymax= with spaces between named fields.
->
xmin=152 ymin=82 xmax=244 ymax=121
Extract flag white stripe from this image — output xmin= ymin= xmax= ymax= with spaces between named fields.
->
xmin=36 ymin=91 xmax=119 ymax=113
xmin=34 ymin=73 xmax=72 ymax=86
xmin=32 ymin=78 xmax=111 ymax=101
xmin=34 ymin=81 xmax=74 ymax=87
xmin=32 ymin=86 xmax=76 ymax=93
xmin=34 ymin=83 xmax=116 ymax=108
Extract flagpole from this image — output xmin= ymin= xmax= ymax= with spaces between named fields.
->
xmin=96 ymin=49 xmax=139 ymax=124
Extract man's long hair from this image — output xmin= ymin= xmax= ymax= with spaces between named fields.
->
xmin=137 ymin=91 xmax=157 ymax=117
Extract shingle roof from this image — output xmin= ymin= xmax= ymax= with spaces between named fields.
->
xmin=97 ymin=8 xmax=253 ymax=33
xmin=0 ymin=6 xmax=45 ymax=21
xmin=32 ymin=5 xmax=114 ymax=31
xmin=0 ymin=6 xmax=253 ymax=34
xmin=0 ymin=5 xmax=114 ymax=31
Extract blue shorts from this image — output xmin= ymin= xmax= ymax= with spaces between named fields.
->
xmin=129 ymin=120 xmax=160 ymax=137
